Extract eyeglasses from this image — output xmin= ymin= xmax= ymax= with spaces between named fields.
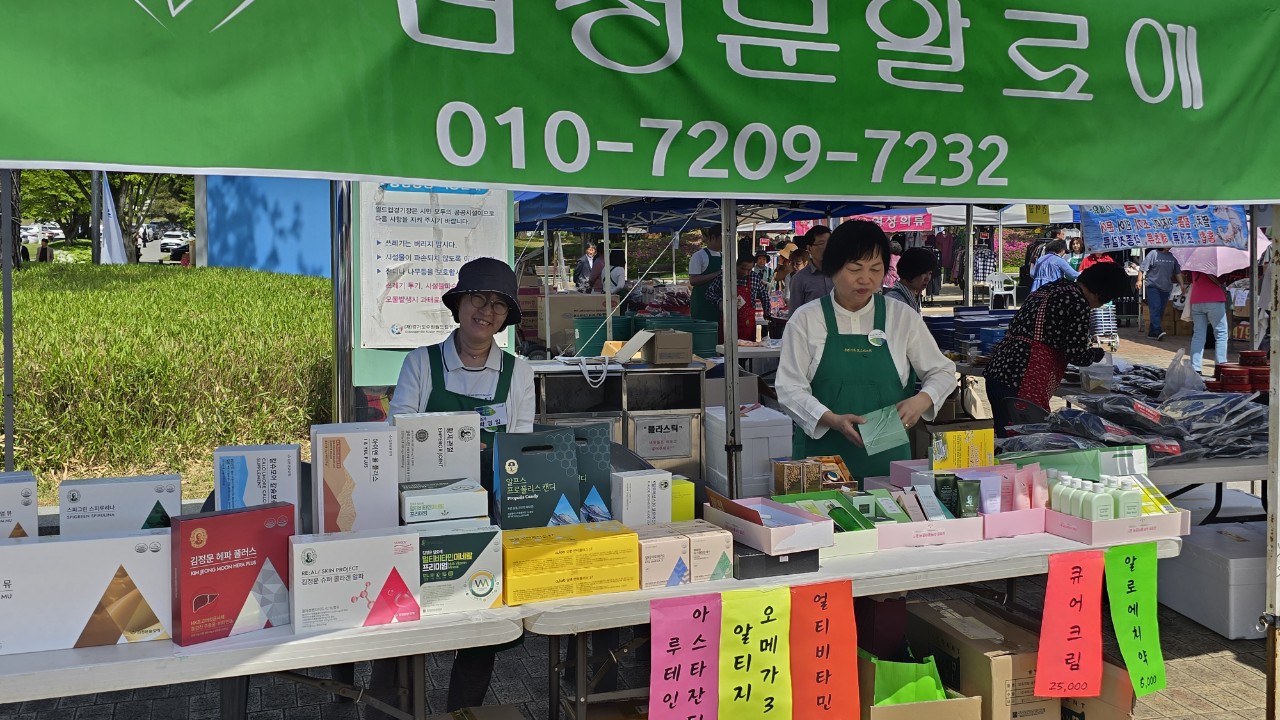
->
xmin=467 ymin=293 xmax=510 ymax=316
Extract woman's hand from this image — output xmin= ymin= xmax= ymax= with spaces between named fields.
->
xmin=820 ymin=411 xmax=866 ymax=447
xmin=896 ymin=393 xmax=934 ymax=430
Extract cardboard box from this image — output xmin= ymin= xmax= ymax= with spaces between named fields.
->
xmin=504 ymin=560 xmax=639 ymax=606
xmin=640 ymin=330 xmax=693 ymax=365
xmin=493 ymin=428 xmax=581 ymax=529
xmin=171 ymin=502 xmax=294 ymax=645
xmin=213 ymin=445 xmax=302 ymax=528
xmin=611 ymin=469 xmax=673 ymax=527
xmin=857 ymin=654 xmax=984 ymax=720
xmin=59 ymin=475 xmax=183 ymax=537
xmin=501 ymin=521 xmax=638 ymax=576
xmin=703 ymin=371 xmax=760 ymax=409
xmin=732 ymin=542 xmax=820 ymax=580
xmin=0 ymin=471 xmax=38 ymax=539
xmin=394 ymin=412 xmax=482 ymax=486
xmin=416 ymin=524 xmax=503 ymax=615
xmin=310 ymin=423 xmax=398 ymax=534
xmin=535 ymin=294 xmax=608 ymax=348
xmin=1158 ymin=522 xmax=1266 ymax=639
xmin=634 ymin=525 xmax=691 ymax=588
xmin=664 ymin=519 xmax=734 ymax=582
xmin=1044 ymin=508 xmax=1190 ymax=547
xmin=906 ymin=599 xmax=1059 ymax=720
xmin=399 ymin=480 xmax=489 ymax=523
xmin=927 ymin=420 xmax=996 ymax=471
xmin=536 ymin=422 xmax=613 ymax=522
xmin=703 ymin=491 xmax=834 ymax=556
xmin=289 ymin=528 xmax=421 ymax=634
xmin=0 ymin=530 xmax=172 ymax=656
xmin=1060 ymin=662 xmax=1136 ymax=720
xmin=671 ymin=476 xmax=695 ymax=522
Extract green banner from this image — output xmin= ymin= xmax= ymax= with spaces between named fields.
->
xmin=5 ymin=2 xmax=1280 ymax=202
xmin=1104 ymin=543 xmax=1166 ymax=698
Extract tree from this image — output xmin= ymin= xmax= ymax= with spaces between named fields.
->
xmin=19 ymin=170 xmax=90 ymax=237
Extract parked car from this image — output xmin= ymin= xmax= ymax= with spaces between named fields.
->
xmin=20 ymin=225 xmax=39 ymax=241
xmin=159 ymin=231 xmax=187 ymax=253
xmin=42 ymin=224 xmax=64 ymax=240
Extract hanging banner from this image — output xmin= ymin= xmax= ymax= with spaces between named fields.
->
xmin=1035 ymin=550 xmax=1105 ymax=698
xmin=4 ymin=4 xmax=1280 ymax=203
xmin=720 ymin=587 xmax=793 ymax=720
xmin=1104 ymin=543 xmax=1167 ymax=698
xmin=1081 ymin=204 xmax=1249 ymax=251
xmin=650 ymin=594 xmax=722 ymax=720
xmin=852 ymin=212 xmax=932 ymax=233
xmin=790 ymin=581 xmax=858 ymax=720
xmin=358 ymin=183 xmax=509 ymax=349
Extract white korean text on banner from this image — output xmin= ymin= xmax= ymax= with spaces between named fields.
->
xmin=1081 ymin=205 xmax=1249 ymax=252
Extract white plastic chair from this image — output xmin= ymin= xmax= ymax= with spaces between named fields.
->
xmin=986 ymin=272 xmax=1018 ymax=309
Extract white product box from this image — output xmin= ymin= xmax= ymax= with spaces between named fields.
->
xmin=0 ymin=471 xmax=38 ymax=539
xmin=394 ymin=412 xmax=482 ymax=485
xmin=404 ymin=517 xmax=491 ymax=532
xmin=289 ymin=527 xmax=421 ymax=634
xmin=311 ymin=423 xmax=398 ymax=534
xmin=213 ymin=444 xmax=302 ymax=526
xmin=705 ymin=406 xmax=792 ymax=498
xmin=0 ymin=530 xmax=172 ymax=655
xmin=633 ymin=525 xmax=690 ymax=589
xmin=58 ymin=475 xmax=183 ymax=537
xmin=610 ymin=469 xmax=673 ymax=527
xmin=703 ymin=496 xmax=834 ymax=556
xmin=399 ymin=480 xmax=489 ymax=523
xmin=1158 ymin=523 xmax=1266 ymax=639
xmin=416 ymin=524 xmax=503 ymax=615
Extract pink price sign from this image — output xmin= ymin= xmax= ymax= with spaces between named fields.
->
xmin=650 ymin=594 xmax=722 ymax=720
xmin=850 ymin=213 xmax=933 ymax=233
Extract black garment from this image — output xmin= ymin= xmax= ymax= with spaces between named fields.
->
xmin=37 ymin=246 xmax=53 ymax=262
xmin=983 ymin=374 xmax=1019 ymax=439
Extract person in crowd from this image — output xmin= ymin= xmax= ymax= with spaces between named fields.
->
xmin=603 ymin=249 xmax=628 ymax=298
xmin=789 ymin=225 xmax=833 ymax=311
xmin=983 ymin=264 xmax=1132 ymax=437
xmin=574 ymin=243 xmax=602 ymax=292
xmin=774 ymin=243 xmax=797 ymax=293
xmin=1067 ymin=236 xmax=1087 ymax=270
xmin=883 ymin=247 xmax=937 ymax=314
xmin=1181 ymin=269 xmax=1230 ymax=374
xmin=1079 ymin=251 xmax=1115 ymax=271
xmin=1029 ymin=239 xmax=1080 ymax=292
xmin=1139 ymin=247 xmax=1183 ymax=341
xmin=688 ymin=227 xmax=723 ymax=323
xmin=883 ymin=240 xmax=903 ymax=289
xmin=753 ymin=251 xmax=773 ymax=287
xmin=36 ymin=237 xmax=53 ymax=262
xmin=777 ymin=221 xmax=956 ymax=478
xmin=708 ymin=255 xmax=772 ymax=343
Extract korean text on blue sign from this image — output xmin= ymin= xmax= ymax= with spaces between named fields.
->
xmin=1082 ymin=205 xmax=1248 ymax=251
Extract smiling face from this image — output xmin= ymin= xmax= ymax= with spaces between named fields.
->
xmin=456 ymin=291 xmax=507 ymax=346
xmin=833 ymin=253 xmax=886 ymax=311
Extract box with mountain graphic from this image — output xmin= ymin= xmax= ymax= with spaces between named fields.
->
xmin=289 ymin=527 xmax=421 ymax=634
xmin=633 ymin=525 xmax=690 ymax=589
xmin=212 ymin=445 xmax=302 ymax=527
xmin=416 ymin=524 xmax=503 ymax=616
xmin=492 ymin=428 xmax=581 ymax=529
xmin=58 ymin=475 xmax=182 ymax=537
xmin=0 ymin=471 xmax=38 ymax=539
xmin=171 ymin=502 xmax=294 ymax=646
xmin=310 ymin=423 xmax=398 ymax=534
xmin=0 ymin=530 xmax=171 ymax=656
xmin=536 ymin=422 xmax=613 ymax=522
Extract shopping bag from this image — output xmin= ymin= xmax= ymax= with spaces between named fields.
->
xmin=1160 ymin=349 xmax=1206 ymax=401
xmin=872 ymin=654 xmax=947 ymax=706
xmin=1180 ymin=298 xmax=1192 ymax=322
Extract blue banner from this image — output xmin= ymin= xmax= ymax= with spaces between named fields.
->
xmin=1081 ymin=204 xmax=1249 ymax=251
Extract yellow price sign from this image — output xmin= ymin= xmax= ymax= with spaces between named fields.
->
xmin=1027 ymin=204 xmax=1051 ymax=225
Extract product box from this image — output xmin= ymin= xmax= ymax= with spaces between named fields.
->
xmin=732 ymin=542 xmax=820 ymax=580
xmin=535 ymin=294 xmax=608 ymax=348
xmin=1060 ymin=662 xmax=1136 ymax=720
xmin=772 ymin=491 xmax=878 ymax=559
xmin=671 ymin=476 xmax=695 ymax=522
xmin=703 ymin=490 xmax=834 ymax=556
xmin=501 ymin=521 xmax=638 ymax=576
xmin=493 ymin=428 xmax=581 ymax=529
xmin=289 ymin=527 xmax=421 ymax=634
xmin=664 ymin=520 xmax=734 ymax=583
xmin=404 ymin=517 xmax=493 ymax=532
xmin=213 ymin=444 xmax=302 ymax=528
xmin=874 ymin=515 xmax=986 ymax=550
xmin=773 ymin=460 xmax=825 ymax=495
xmin=59 ymin=475 xmax=183 ymax=537
xmin=0 ymin=530 xmax=172 ymax=656
xmin=0 ymin=471 xmax=38 ymax=539
xmin=171 ymin=502 xmax=294 ymax=646
xmin=395 ymin=412 xmax=482 ymax=486
xmin=634 ymin=525 xmax=691 ymax=589
xmin=1004 ymin=445 xmax=1148 ymax=482
xmin=504 ymin=561 xmax=639 ymax=606
xmin=417 ymin=524 xmax=503 ymax=616
xmin=311 ymin=422 xmax=398 ymax=534
xmin=640 ymin=330 xmax=693 ymax=365
xmin=981 ymin=508 xmax=1047 ymax=540
xmin=399 ymin=480 xmax=489 ymax=523
xmin=927 ymin=420 xmax=996 ymax=471
xmin=857 ymin=655 xmax=984 ymax=720
xmin=888 ymin=458 xmax=930 ymax=488
xmin=610 ymin=469 xmax=673 ymax=527
xmin=1044 ymin=508 xmax=1191 ymax=546
xmin=1158 ymin=522 xmax=1266 ymax=639
xmin=906 ymin=599 xmax=1059 ymax=720
xmin=536 ymin=422 xmax=612 ymax=522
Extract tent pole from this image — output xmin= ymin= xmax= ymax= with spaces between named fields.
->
xmin=1250 ymin=207 xmax=1259 ymax=348
xmin=91 ymin=171 xmax=102 ymax=265
xmin=603 ymin=209 xmax=613 ymax=343
xmin=542 ymin=220 xmax=552 ymax=353
xmin=1267 ymin=205 xmax=1279 ymax=719
xmin=965 ymin=205 xmax=975 ymax=306
xmin=330 ymin=181 xmax=355 ymax=423
xmin=997 ymin=210 xmax=1004 ymax=272
xmin=1 ymin=172 xmax=12 ymax=471
xmin=721 ymin=200 xmax=742 ymax=498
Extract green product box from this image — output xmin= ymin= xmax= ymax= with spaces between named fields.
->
xmin=416 ymin=525 xmax=503 ymax=615
xmin=867 ymin=489 xmax=913 ymax=524
xmin=492 ymin=428 xmax=582 ymax=530
xmin=536 ymin=422 xmax=612 ymax=522
xmin=771 ymin=491 xmax=875 ymax=532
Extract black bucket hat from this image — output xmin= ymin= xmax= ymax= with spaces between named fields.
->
xmin=441 ymin=257 xmax=522 ymax=330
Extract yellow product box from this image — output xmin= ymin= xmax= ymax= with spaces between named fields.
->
xmin=502 ymin=521 xmax=638 ymax=576
xmin=504 ymin=562 xmax=639 ymax=606
xmin=928 ymin=422 xmax=996 ymax=471
xmin=671 ymin=476 xmax=696 ymax=522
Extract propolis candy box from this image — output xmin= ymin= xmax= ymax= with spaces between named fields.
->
xmin=492 ymin=428 xmax=582 ymax=529
xmin=536 ymin=422 xmax=613 ymax=522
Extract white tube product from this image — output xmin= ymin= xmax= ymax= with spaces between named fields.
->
xmin=1050 ymin=476 xmax=1071 ymax=512
xmin=1081 ymin=483 xmax=1114 ymax=521
xmin=1116 ymin=478 xmax=1144 ymax=519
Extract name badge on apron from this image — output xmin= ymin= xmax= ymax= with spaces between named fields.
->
xmin=868 ymin=329 xmax=887 ymax=347
xmin=476 ymin=403 xmax=509 ymax=429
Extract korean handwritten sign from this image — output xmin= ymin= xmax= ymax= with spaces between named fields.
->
xmin=1036 ymin=550 xmax=1104 ymax=697
xmin=651 ymin=594 xmax=722 ymax=720
xmin=790 ymin=581 xmax=857 ymax=720
xmin=720 ymin=587 xmax=793 ymax=719
xmin=1105 ymin=543 xmax=1166 ymax=698
xmin=1081 ymin=205 xmax=1249 ymax=251
xmin=1025 ymin=205 xmax=1051 ymax=225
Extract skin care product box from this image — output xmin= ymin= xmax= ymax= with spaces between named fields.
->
xmin=416 ymin=524 xmax=503 ymax=616
xmin=213 ymin=445 xmax=302 ymax=527
xmin=633 ymin=525 xmax=691 ymax=589
xmin=664 ymin=520 xmax=735 ymax=583
xmin=0 ymin=530 xmax=172 ymax=655
xmin=0 ymin=471 xmax=38 ymax=539
xmin=610 ymin=469 xmax=673 ymax=527
xmin=311 ymin=423 xmax=398 ymax=534
xmin=289 ymin=528 xmax=421 ymax=634
xmin=59 ymin=475 xmax=183 ymax=537
xmin=171 ymin=503 xmax=294 ymax=646
xmin=399 ymin=480 xmax=489 ymax=523
xmin=394 ymin=412 xmax=482 ymax=486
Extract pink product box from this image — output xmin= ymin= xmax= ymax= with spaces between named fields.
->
xmin=981 ymin=508 xmax=1047 ymax=540
xmin=703 ymin=494 xmax=834 ymax=556
xmin=1044 ymin=509 xmax=1191 ymax=546
xmin=888 ymin=459 xmax=930 ymax=488
xmin=862 ymin=476 xmax=895 ymax=493
xmin=875 ymin=516 xmax=985 ymax=549
xmin=956 ymin=465 xmax=1019 ymax=512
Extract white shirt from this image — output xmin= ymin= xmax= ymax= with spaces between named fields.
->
xmin=776 ymin=294 xmax=956 ymax=440
xmin=688 ymin=248 xmax=721 ymax=277
xmin=387 ymin=330 xmax=535 ymax=432
xmin=604 ymin=266 xmax=627 ymax=294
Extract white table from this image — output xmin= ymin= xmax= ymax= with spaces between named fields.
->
xmin=1149 ymin=457 xmax=1269 ymax=524
xmin=716 ymin=344 xmax=782 ymax=380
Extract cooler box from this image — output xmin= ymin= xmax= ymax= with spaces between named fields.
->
xmin=1158 ymin=523 xmax=1266 ymax=639
xmin=705 ymin=405 xmax=792 ymax=499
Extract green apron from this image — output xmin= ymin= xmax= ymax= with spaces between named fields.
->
xmin=425 ymin=343 xmax=513 ymax=490
xmin=792 ymin=294 xmax=914 ymax=479
xmin=689 ymin=250 xmax=722 ymax=322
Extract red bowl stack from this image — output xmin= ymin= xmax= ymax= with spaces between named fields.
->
xmin=1238 ymin=350 xmax=1271 ymax=393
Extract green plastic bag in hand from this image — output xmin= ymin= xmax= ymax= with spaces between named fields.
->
xmin=872 ymin=654 xmax=947 ymax=707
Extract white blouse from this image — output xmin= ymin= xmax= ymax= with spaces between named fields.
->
xmin=387 ymin=330 xmax=535 ymax=432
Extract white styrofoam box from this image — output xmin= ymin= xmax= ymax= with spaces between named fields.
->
xmin=0 ymin=530 xmax=172 ymax=655
xmin=0 ymin=471 xmax=38 ymax=539
xmin=393 ymin=412 xmax=482 ymax=485
xmin=704 ymin=405 xmax=792 ymax=498
xmin=1158 ymin=522 xmax=1266 ymax=639
xmin=310 ymin=423 xmax=398 ymax=534
xmin=213 ymin=444 xmax=302 ymax=527
xmin=58 ymin=475 xmax=183 ymax=537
